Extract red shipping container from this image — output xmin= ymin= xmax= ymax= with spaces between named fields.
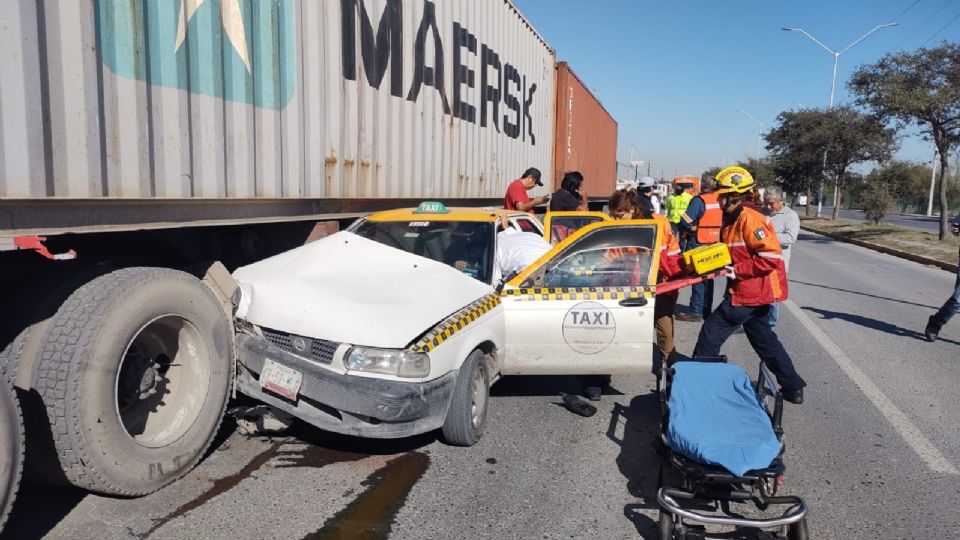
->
xmin=553 ymin=62 xmax=618 ymax=201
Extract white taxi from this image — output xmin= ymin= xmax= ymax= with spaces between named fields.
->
xmin=231 ymin=202 xmax=663 ymax=446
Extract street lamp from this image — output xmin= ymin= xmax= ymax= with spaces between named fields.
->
xmin=781 ymin=24 xmax=898 ymax=108
xmin=782 ymin=23 xmax=898 ymax=216
xmin=734 ymin=108 xmax=763 ymax=160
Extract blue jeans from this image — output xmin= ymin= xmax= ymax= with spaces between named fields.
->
xmin=767 ymin=302 xmax=780 ymax=327
xmin=684 ymin=237 xmax=715 ymax=317
xmin=931 ymin=266 xmax=960 ymax=328
xmin=690 ymin=278 xmax=715 ymax=318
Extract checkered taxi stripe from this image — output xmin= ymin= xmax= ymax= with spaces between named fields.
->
xmin=500 ymin=286 xmax=655 ymax=302
xmin=413 ymin=293 xmax=502 ymax=352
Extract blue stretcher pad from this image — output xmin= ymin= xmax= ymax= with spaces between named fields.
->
xmin=666 ymin=362 xmax=781 ymax=477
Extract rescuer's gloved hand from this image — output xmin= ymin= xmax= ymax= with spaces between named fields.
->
xmin=723 ymin=265 xmax=736 ymax=280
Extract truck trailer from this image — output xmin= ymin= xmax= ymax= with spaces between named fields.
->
xmin=0 ymin=0 xmax=618 ymax=503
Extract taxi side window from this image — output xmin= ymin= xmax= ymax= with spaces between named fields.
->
xmin=542 ymin=248 xmax=652 ymax=288
xmin=521 ymin=225 xmax=657 ymax=288
xmin=549 ymin=216 xmax=604 ymax=244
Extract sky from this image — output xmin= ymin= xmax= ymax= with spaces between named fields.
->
xmin=512 ymin=0 xmax=960 ymax=179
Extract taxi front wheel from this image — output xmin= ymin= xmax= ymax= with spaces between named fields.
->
xmin=441 ymin=350 xmax=489 ymax=446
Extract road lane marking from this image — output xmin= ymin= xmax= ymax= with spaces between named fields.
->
xmin=784 ymin=299 xmax=959 ymax=475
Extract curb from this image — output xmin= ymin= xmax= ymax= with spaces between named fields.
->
xmin=800 ymin=225 xmax=959 ymax=273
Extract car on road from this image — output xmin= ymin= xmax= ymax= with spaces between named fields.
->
xmin=231 ymin=203 xmax=663 ymax=447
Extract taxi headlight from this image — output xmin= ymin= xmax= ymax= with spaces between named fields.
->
xmin=346 ymin=347 xmax=430 ymax=378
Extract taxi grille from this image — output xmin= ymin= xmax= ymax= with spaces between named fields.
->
xmin=260 ymin=327 xmax=338 ymax=365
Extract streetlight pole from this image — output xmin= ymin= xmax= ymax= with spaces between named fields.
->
xmin=735 ymin=108 xmax=763 ymax=160
xmin=782 ymin=23 xmax=898 ymax=217
xmin=926 ymin=148 xmax=938 ymax=217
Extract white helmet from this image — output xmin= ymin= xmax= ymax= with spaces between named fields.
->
xmin=638 ymin=176 xmax=656 ymax=189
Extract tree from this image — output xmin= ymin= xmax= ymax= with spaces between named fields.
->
xmin=849 ymin=43 xmax=960 ymax=240
xmin=861 ymin=183 xmax=893 ymax=224
xmin=765 ymin=108 xmax=895 ymax=218
xmin=736 ymin=157 xmax=777 ymax=187
xmin=864 ymin=161 xmax=933 ymax=212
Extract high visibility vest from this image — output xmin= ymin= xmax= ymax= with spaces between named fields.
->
xmin=666 ymin=192 xmax=692 ymax=224
xmin=696 ymin=192 xmax=723 ymax=244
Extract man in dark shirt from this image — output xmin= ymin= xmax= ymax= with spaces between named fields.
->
xmin=550 ymin=171 xmax=588 ymax=211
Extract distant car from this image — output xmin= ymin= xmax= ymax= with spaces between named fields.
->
xmin=231 ymin=202 xmax=663 ymax=446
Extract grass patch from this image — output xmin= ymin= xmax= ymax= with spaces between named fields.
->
xmin=800 ymin=217 xmax=960 ymax=266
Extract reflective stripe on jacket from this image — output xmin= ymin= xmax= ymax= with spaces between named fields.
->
xmin=666 ymin=192 xmax=692 ymax=224
xmin=695 ymin=192 xmax=722 ymax=244
xmin=654 ymin=214 xmax=683 ymax=281
xmin=722 ymin=206 xmax=788 ymax=306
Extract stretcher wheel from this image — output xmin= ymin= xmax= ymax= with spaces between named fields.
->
xmin=788 ymin=517 xmax=809 ymax=540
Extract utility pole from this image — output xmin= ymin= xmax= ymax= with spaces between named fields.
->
xmin=927 ymin=148 xmax=938 ymax=217
xmin=782 ymin=23 xmax=898 ymax=218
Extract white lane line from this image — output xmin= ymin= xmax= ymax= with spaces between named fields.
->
xmin=784 ymin=299 xmax=959 ymax=475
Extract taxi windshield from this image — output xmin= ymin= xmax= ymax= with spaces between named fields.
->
xmin=352 ymin=220 xmax=495 ymax=284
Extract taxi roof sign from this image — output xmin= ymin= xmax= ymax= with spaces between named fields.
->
xmin=414 ymin=201 xmax=449 ymax=214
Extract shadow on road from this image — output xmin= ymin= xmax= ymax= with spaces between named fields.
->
xmin=491 ymin=375 xmax=625 ymax=398
xmin=607 ymin=392 xmax=661 ymax=537
xmin=789 ymin=278 xmax=940 ymax=310
xmin=803 ymin=306 xmax=960 ymax=346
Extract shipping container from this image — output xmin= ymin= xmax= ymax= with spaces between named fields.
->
xmin=0 ymin=0 xmax=570 ymax=503
xmin=552 ymin=62 xmax=617 ymax=201
xmin=0 ymin=0 xmax=556 ymax=233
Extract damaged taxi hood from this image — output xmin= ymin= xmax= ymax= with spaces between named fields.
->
xmin=232 ymin=231 xmax=493 ymax=349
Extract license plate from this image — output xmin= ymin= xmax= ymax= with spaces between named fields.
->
xmin=259 ymin=358 xmax=303 ymax=401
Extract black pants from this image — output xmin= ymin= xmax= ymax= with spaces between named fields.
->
xmin=692 ymin=296 xmax=806 ymax=392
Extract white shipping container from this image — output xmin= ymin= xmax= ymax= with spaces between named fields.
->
xmin=0 ymin=0 xmax=556 ymax=203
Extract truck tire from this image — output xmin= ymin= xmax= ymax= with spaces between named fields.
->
xmin=0 ymin=375 xmax=24 ymax=531
xmin=34 ymin=267 xmax=233 ymax=496
xmin=441 ymin=350 xmax=489 ymax=446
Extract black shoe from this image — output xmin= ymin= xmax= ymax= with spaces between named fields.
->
xmin=675 ymin=312 xmax=703 ymax=323
xmin=584 ymin=386 xmax=602 ymax=402
xmin=782 ymin=389 xmax=804 ymax=404
xmin=924 ymin=316 xmax=940 ymax=342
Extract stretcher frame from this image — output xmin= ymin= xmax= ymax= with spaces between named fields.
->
xmin=655 ymin=356 xmax=809 ymax=539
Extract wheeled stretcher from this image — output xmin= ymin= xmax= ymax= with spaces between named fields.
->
xmin=656 ymin=356 xmax=809 ymax=540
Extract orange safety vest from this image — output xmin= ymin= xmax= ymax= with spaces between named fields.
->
xmin=696 ymin=192 xmax=723 ymax=244
xmin=722 ymin=206 xmax=788 ymax=306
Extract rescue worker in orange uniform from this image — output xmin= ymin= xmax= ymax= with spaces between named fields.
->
xmin=691 ymin=167 xmax=806 ymax=404
xmin=676 ymin=176 xmax=722 ymax=322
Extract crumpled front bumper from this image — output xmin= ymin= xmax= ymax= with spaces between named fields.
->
xmin=235 ymin=333 xmax=456 ymax=439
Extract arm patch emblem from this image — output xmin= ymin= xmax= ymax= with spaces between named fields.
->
xmin=753 ymin=228 xmax=767 ymax=240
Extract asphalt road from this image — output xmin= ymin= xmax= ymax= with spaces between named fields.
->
xmin=4 ymin=232 xmax=960 ymax=539
xmin=829 ymin=207 xmax=942 ymax=232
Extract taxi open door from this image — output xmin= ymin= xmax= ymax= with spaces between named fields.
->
xmin=500 ymin=220 xmax=661 ymax=375
xmin=542 ymin=211 xmax=611 ymax=244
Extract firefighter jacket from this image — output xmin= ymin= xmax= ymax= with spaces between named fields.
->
xmin=666 ymin=192 xmax=693 ymax=224
xmin=721 ymin=205 xmax=788 ymax=306
xmin=654 ymin=214 xmax=683 ymax=282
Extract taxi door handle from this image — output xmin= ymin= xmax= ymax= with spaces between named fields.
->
xmin=619 ymin=297 xmax=648 ymax=307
